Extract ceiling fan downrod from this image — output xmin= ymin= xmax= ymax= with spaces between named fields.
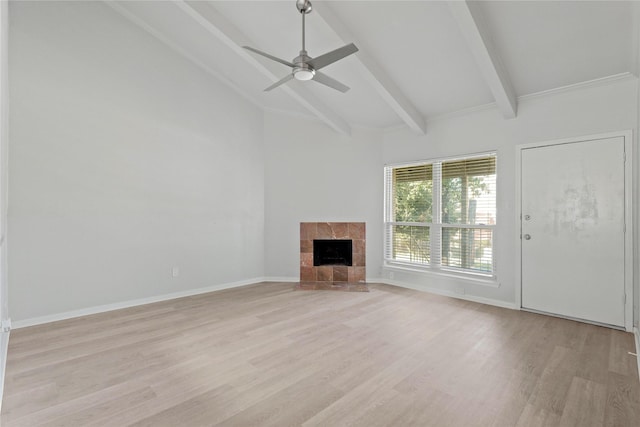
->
xmin=297 ymin=0 xmax=312 ymax=52
xmin=294 ymin=0 xmax=314 ymax=80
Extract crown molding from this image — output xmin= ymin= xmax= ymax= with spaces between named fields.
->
xmin=518 ymin=72 xmax=636 ymax=103
xmin=412 ymin=72 xmax=638 ymax=131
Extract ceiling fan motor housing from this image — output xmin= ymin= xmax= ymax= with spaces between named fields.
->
xmin=293 ymin=51 xmax=315 ymax=80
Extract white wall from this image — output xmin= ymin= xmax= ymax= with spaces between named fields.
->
xmin=8 ymin=1 xmax=265 ymax=322
xmin=263 ymin=111 xmax=383 ymax=280
xmin=383 ymin=77 xmax=638 ymax=317
xmin=0 ymin=0 xmax=7 ymax=324
xmin=636 ymin=9 xmax=640 ymax=331
xmin=0 ymin=0 xmax=9 ymax=411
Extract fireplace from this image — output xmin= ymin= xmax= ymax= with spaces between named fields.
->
xmin=300 ymin=222 xmax=365 ymax=283
xmin=314 ymin=240 xmax=353 ymax=266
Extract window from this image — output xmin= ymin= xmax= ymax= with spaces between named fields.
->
xmin=384 ymin=153 xmax=497 ymax=277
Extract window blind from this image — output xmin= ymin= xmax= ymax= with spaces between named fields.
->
xmin=392 ymin=164 xmax=433 ymax=223
xmin=442 ymin=156 xmax=496 ymax=226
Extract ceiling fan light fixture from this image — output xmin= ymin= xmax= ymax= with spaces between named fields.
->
xmin=294 ymin=68 xmax=315 ymax=81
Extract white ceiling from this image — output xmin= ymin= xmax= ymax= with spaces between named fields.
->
xmin=109 ymin=0 xmax=638 ymax=135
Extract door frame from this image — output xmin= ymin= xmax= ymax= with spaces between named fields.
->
xmin=515 ymin=130 xmax=634 ymax=331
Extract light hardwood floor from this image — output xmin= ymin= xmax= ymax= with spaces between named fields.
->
xmin=1 ymin=282 xmax=639 ymax=426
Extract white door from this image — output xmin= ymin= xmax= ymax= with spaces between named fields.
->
xmin=521 ymin=136 xmax=626 ymax=327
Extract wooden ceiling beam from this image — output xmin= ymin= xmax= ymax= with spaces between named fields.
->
xmin=178 ymin=0 xmax=352 ymax=136
xmin=449 ymin=1 xmax=517 ymax=119
xmin=315 ymin=3 xmax=427 ymax=134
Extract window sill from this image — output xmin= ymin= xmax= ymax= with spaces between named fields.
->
xmin=383 ymin=262 xmax=500 ymax=288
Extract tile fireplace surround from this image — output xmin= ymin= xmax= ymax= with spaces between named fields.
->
xmin=300 ymin=222 xmax=366 ymax=283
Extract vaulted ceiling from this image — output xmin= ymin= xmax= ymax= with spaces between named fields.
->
xmin=109 ymin=1 xmax=637 ymax=135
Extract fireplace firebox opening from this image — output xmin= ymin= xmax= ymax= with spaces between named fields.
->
xmin=313 ymin=239 xmax=353 ymax=266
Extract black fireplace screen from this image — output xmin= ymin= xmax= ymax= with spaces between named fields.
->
xmin=313 ymin=239 xmax=353 ymax=266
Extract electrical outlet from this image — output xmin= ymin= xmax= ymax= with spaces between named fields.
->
xmin=171 ymin=266 xmax=180 ymax=277
xmin=2 ymin=318 xmax=11 ymax=332
xmin=389 ymin=271 xmax=394 ymax=280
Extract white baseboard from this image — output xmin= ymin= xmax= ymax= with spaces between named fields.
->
xmin=12 ymin=277 xmax=266 ymax=329
xmin=263 ymin=276 xmax=298 ymax=282
xmin=263 ymin=276 xmax=517 ymax=310
xmin=11 ymin=276 xmax=517 ymax=328
xmin=377 ymin=278 xmax=518 ymax=310
xmin=634 ymin=328 xmax=640 ymax=383
xmin=0 ymin=327 xmax=9 ymax=413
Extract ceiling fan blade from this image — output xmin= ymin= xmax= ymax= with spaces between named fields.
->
xmin=307 ymin=43 xmax=358 ymax=70
xmin=243 ymin=46 xmax=296 ymax=68
xmin=313 ymin=71 xmax=350 ymax=93
xmin=264 ymin=73 xmax=295 ymax=91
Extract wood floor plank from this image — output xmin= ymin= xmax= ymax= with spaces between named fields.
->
xmin=558 ymin=376 xmax=607 ymax=427
xmin=526 ymin=345 xmax=579 ymax=416
xmin=303 ymin=354 xmax=422 ymax=427
xmin=515 ymin=403 xmax=562 ymax=427
xmin=609 ymin=329 xmax=638 ymax=377
xmin=575 ymin=324 xmax=612 ymax=384
xmin=128 ymin=383 xmax=235 ymax=427
xmin=489 ymin=370 xmax=539 ymax=427
xmin=15 ymin=387 xmax=157 ymax=427
xmin=1 ymin=282 xmax=639 ymax=426
xmin=604 ymin=371 xmax=640 ymax=426
xmin=214 ymin=375 xmax=344 ymax=427
xmin=84 ymin=357 xmax=248 ymax=426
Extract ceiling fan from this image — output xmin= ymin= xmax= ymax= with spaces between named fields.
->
xmin=243 ymin=0 xmax=358 ymax=93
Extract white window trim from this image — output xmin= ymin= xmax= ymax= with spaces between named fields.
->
xmin=383 ymin=262 xmax=500 ymax=288
xmin=384 ymin=151 xmax=498 ymax=280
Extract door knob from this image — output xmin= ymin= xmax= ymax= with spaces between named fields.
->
xmin=524 ymin=234 xmax=531 ymax=240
